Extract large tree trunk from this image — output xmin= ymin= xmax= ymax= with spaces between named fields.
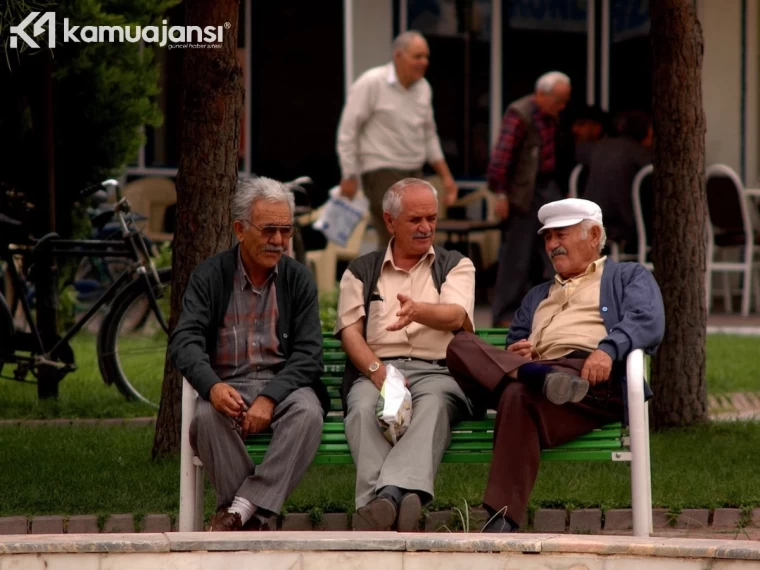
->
xmin=649 ymin=0 xmax=708 ymax=428
xmin=152 ymin=0 xmax=244 ymax=458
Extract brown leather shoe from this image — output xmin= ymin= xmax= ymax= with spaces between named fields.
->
xmin=397 ymin=493 xmax=422 ymax=532
xmin=207 ymin=507 xmax=243 ymax=532
xmin=356 ymin=497 xmax=397 ymax=531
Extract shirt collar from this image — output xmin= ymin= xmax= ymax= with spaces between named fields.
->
xmin=383 ymin=238 xmax=436 ymax=271
xmin=386 ymin=62 xmax=399 ymax=85
xmin=555 ymin=256 xmax=607 ymax=286
xmin=237 ymin=247 xmax=278 ymax=291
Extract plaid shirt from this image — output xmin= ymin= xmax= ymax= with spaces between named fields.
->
xmin=212 ymin=251 xmax=285 ymax=382
xmin=487 ymin=97 xmax=557 ymax=194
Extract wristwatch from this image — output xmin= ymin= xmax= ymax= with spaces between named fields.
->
xmin=368 ymin=361 xmax=381 ymax=376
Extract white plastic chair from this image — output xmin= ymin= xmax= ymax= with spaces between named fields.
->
xmin=705 ymin=164 xmax=760 ymax=316
xmin=299 ymin=204 xmax=369 ymax=293
xmin=568 ymin=163 xmax=585 ymax=198
xmin=632 ymin=164 xmax=654 ymax=270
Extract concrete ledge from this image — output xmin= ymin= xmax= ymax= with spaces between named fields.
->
xmin=167 ymin=531 xmax=408 ymax=552
xmin=0 ymin=533 xmax=170 ymax=554
xmin=2 ymin=532 xmax=760 ymax=561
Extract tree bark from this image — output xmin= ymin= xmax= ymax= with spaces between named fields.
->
xmin=649 ymin=0 xmax=708 ymax=428
xmin=152 ymin=0 xmax=244 ymax=457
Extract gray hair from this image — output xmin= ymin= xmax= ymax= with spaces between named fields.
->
xmin=392 ymin=30 xmax=426 ymax=54
xmin=232 ymin=177 xmax=295 ymax=222
xmin=535 ymin=71 xmax=571 ymax=94
xmin=580 ymin=220 xmax=607 ymax=254
xmin=382 ymin=177 xmax=438 ymax=220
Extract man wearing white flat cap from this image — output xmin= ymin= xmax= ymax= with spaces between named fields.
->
xmin=446 ymin=198 xmax=665 ymax=533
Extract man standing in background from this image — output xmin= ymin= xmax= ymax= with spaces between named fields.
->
xmin=487 ymin=71 xmax=571 ymax=327
xmin=336 ymin=30 xmax=457 ymax=250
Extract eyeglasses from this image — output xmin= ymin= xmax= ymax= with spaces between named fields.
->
xmin=243 ymin=221 xmax=296 ymax=239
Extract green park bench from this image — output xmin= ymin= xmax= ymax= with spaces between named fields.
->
xmin=179 ymin=329 xmax=653 ymax=536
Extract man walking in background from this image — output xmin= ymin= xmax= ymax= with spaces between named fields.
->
xmin=336 ymin=30 xmax=458 ymax=250
xmin=487 ymin=71 xmax=571 ymax=327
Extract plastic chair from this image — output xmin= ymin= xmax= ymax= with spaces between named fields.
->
xmin=705 ymin=164 xmax=760 ymax=316
xmin=632 ymin=165 xmax=655 ymax=270
xmin=122 ymin=177 xmax=177 ymax=242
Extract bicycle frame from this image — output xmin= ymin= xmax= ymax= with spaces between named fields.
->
xmin=0 ymin=199 xmax=169 ymax=374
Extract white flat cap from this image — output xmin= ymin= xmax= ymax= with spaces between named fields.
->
xmin=537 ymin=198 xmax=603 ymax=234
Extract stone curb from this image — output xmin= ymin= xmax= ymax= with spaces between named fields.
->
xmin=0 ymin=417 xmax=156 ymax=427
xmin=3 ymin=508 xmax=753 ymax=535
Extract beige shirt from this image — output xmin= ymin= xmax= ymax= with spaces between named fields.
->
xmin=336 ymin=62 xmax=445 ymax=178
xmin=528 ymin=257 xmax=608 ymax=360
xmin=335 ymin=243 xmax=475 ymax=360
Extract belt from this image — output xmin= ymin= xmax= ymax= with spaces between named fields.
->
xmin=384 ymin=356 xmax=446 ymax=367
xmin=564 ymin=350 xmax=592 ymax=360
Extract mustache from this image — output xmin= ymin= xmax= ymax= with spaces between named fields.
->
xmin=261 ymin=245 xmax=285 ymax=253
xmin=550 ymin=246 xmax=568 ymax=259
xmin=413 ymin=231 xmax=433 ymax=239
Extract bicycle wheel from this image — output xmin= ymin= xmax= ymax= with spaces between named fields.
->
xmin=97 ymin=267 xmax=172 ymax=407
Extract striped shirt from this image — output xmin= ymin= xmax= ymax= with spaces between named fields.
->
xmin=487 ymin=97 xmax=557 ymax=195
xmin=212 ymin=250 xmax=285 ymax=381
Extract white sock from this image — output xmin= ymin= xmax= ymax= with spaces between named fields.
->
xmin=228 ymin=496 xmax=256 ymax=524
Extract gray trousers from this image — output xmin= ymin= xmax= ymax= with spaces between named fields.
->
xmin=345 ymin=359 xmax=471 ymax=508
xmin=492 ymin=180 xmax=563 ymax=325
xmin=190 ymin=376 xmax=323 ymax=513
xmin=362 ymin=168 xmax=423 ymax=250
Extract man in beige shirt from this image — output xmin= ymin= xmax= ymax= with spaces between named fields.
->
xmin=336 ymin=178 xmax=474 ymax=531
xmin=446 ymin=198 xmax=665 ymax=533
xmin=336 ymin=30 xmax=458 ymax=250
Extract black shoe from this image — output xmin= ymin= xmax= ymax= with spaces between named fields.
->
xmin=357 ymin=497 xmax=397 ymax=531
xmin=397 ymin=493 xmax=422 ymax=532
xmin=481 ymin=515 xmax=517 ymax=533
xmin=543 ymin=372 xmax=589 ymax=405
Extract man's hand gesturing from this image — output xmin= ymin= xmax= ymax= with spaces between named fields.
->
xmin=386 ymin=293 xmax=417 ymax=331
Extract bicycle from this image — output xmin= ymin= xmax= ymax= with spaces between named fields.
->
xmin=0 ymin=180 xmax=171 ymax=407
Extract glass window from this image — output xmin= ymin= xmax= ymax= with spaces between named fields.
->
xmin=609 ymin=0 xmax=651 ymax=113
xmin=409 ymin=0 xmax=492 ymax=177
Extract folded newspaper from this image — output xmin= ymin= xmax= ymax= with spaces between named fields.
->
xmin=375 ymin=364 xmax=413 ymax=445
xmin=313 ymin=185 xmax=369 ymax=247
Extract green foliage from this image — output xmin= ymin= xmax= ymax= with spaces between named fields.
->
xmin=52 ymin=0 xmax=179 ymax=203
xmin=154 ymin=241 xmax=173 ymax=269
xmin=0 ymin=0 xmax=179 ymax=235
xmin=319 ymin=288 xmax=338 ymax=332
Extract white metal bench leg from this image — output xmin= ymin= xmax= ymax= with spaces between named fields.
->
xmin=644 ymin=399 xmax=653 ymax=533
xmin=179 ymin=377 xmax=199 ymax=531
xmin=626 ymin=349 xmax=652 ymax=537
xmin=194 ymin=463 xmax=205 ymax=531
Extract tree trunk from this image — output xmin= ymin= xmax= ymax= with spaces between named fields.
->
xmin=152 ymin=0 xmax=244 ymax=458
xmin=649 ymin=0 xmax=708 ymax=428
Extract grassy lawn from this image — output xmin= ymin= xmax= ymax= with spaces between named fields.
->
xmin=1 ymin=421 xmax=759 ymax=518
xmin=705 ymin=334 xmax=760 ymax=394
xmin=0 ymin=333 xmax=757 ymax=421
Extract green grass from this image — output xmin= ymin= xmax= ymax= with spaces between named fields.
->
xmin=0 ymin=335 xmax=159 ymax=420
xmin=1 ymin=421 xmax=759 ymax=517
xmin=705 ymin=335 xmax=760 ymax=394
xmin=1 ymin=333 xmax=756 ymax=420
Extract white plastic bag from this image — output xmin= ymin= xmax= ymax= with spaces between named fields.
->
xmin=375 ymin=364 xmax=413 ymax=445
xmin=313 ymin=185 xmax=369 ymax=247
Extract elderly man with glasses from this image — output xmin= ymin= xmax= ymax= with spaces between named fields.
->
xmin=169 ymin=176 xmax=329 ymax=532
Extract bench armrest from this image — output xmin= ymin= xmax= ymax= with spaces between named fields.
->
xmin=625 ymin=348 xmax=652 ymax=537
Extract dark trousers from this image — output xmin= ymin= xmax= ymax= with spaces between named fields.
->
xmin=446 ymin=332 xmax=624 ymax=525
xmin=491 ymin=180 xmax=563 ymax=325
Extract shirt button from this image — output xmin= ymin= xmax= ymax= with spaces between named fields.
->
xmin=602 ymin=306 xmax=608 ymax=312
xmin=283 ymin=333 xmax=288 ymax=338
